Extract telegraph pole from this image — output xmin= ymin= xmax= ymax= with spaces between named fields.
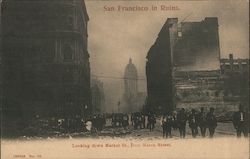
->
xmin=117 ymin=101 xmax=120 ymax=113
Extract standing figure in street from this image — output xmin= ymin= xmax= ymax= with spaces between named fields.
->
xmin=177 ymin=108 xmax=187 ymax=138
xmin=141 ymin=115 xmax=146 ymax=129
xmin=92 ymin=115 xmax=98 ymax=131
xmin=165 ymin=113 xmax=174 ymax=138
xmin=197 ymin=107 xmax=207 ymax=137
xmin=133 ymin=115 xmax=139 ymax=130
xmin=152 ymin=114 xmax=156 ymax=129
xmin=206 ymin=107 xmax=217 ymax=138
xmin=145 ymin=115 xmax=149 ymax=129
xmin=122 ymin=113 xmax=129 ymax=129
xmin=111 ymin=113 xmax=115 ymax=127
xmin=131 ymin=113 xmax=134 ymax=126
xmin=138 ymin=115 xmax=143 ymax=129
xmin=188 ymin=109 xmax=199 ymax=138
xmin=161 ymin=114 xmax=167 ymax=138
xmin=172 ymin=111 xmax=178 ymax=130
xmin=148 ymin=112 xmax=156 ymax=131
xmin=233 ymin=104 xmax=249 ymax=137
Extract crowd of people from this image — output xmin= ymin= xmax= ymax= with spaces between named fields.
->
xmin=57 ymin=104 xmax=248 ymax=138
xmin=161 ymin=107 xmax=218 ymax=138
xmin=131 ymin=112 xmax=156 ymax=131
xmin=161 ymin=105 xmax=249 ymax=139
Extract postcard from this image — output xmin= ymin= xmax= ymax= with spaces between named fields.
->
xmin=1 ymin=0 xmax=249 ymax=159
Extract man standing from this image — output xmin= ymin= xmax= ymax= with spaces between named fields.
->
xmin=206 ymin=107 xmax=217 ymax=138
xmin=233 ymin=104 xmax=249 ymax=137
xmin=131 ymin=113 xmax=134 ymax=126
xmin=172 ymin=111 xmax=178 ymax=130
xmin=197 ymin=107 xmax=207 ymax=137
xmin=161 ymin=114 xmax=167 ymax=138
xmin=166 ymin=113 xmax=174 ymax=138
xmin=148 ymin=112 xmax=156 ymax=131
xmin=177 ymin=108 xmax=187 ymax=138
xmin=188 ymin=109 xmax=199 ymax=138
xmin=141 ymin=114 xmax=146 ymax=129
xmin=122 ymin=113 xmax=129 ymax=129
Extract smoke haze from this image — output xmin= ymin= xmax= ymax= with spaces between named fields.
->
xmin=85 ymin=0 xmax=249 ymax=112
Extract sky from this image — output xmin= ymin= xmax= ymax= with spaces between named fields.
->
xmin=85 ymin=0 xmax=249 ymax=112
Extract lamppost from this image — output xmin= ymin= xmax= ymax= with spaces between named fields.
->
xmin=117 ymin=101 xmax=120 ymax=113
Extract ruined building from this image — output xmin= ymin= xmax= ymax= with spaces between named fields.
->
xmin=146 ymin=17 xmax=221 ymax=113
xmin=2 ymin=0 xmax=91 ymax=125
xmin=220 ymin=54 xmax=249 ymax=110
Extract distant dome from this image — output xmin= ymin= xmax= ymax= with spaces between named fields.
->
xmin=123 ymin=58 xmax=138 ymax=113
xmin=124 ymin=58 xmax=138 ymax=79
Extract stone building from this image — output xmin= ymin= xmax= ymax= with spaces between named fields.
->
xmin=220 ymin=54 xmax=249 ymax=110
xmin=124 ymin=59 xmax=138 ymax=97
xmin=122 ymin=58 xmax=138 ymax=112
xmin=0 ymin=0 xmax=2 ymax=109
xmin=145 ymin=19 xmax=175 ymax=114
xmin=1 ymin=0 xmax=91 ymax=123
xmin=170 ymin=17 xmax=221 ymax=71
xmin=146 ymin=17 xmax=221 ymax=114
xmin=121 ymin=58 xmax=145 ymax=112
xmin=174 ymin=70 xmax=224 ymax=110
xmin=91 ymin=76 xmax=105 ymax=114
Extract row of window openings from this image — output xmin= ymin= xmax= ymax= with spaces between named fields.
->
xmin=222 ymin=64 xmax=248 ymax=70
xmin=7 ymin=45 xmax=77 ymax=62
xmin=179 ymin=91 xmax=221 ymax=97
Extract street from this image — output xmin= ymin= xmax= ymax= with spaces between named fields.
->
xmin=96 ymin=118 xmax=236 ymax=140
xmin=36 ymin=117 xmax=237 ymax=140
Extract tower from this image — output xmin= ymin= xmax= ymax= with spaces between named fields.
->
xmin=123 ymin=58 xmax=138 ymax=112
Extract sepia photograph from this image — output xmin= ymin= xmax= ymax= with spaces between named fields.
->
xmin=0 ymin=0 xmax=249 ymax=158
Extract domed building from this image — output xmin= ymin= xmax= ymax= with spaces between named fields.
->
xmin=124 ymin=58 xmax=138 ymax=98
xmin=121 ymin=58 xmax=140 ymax=112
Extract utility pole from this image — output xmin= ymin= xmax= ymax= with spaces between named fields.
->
xmin=117 ymin=101 xmax=120 ymax=113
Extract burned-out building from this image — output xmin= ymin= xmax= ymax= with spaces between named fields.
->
xmin=174 ymin=70 xmax=224 ymax=110
xmin=146 ymin=19 xmax=174 ymax=114
xmin=2 ymin=0 xmax=91 ymax=125
xmin=146 ymin=17 xmax=221 ymax=113
xmin=171 ymin=18 xmax=220 ymax=71
xmin=220 ymin=54 xmax=249 ymax=110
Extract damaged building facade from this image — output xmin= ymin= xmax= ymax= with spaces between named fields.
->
xmin=146 ymin=19 xmax=174 ymax=114
xmin=2 ymin=0 xmax=91 ymax=126
xmin=146 ymin=17 xmax=226 ymax=113
xmin=220 ymin=54 xmax=249 ymax=111
xmin=171 ymin=17 xmax=224 ymax=110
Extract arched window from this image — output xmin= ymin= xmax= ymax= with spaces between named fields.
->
xmin=63 ymin=44 xmax=73 ymax=61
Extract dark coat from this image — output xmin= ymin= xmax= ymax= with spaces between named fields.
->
xmin=177 ymin=112 xmax=187 ymax=127
xmin=188 ymin=113 xmax=198 ymax=128
xmin=233 ymin=111 xmax=248 ymax=128
xmin=206 ymin=112 xmax=217 ymax=128
xmin=197 ymin=112 xmax=207 ymax=127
